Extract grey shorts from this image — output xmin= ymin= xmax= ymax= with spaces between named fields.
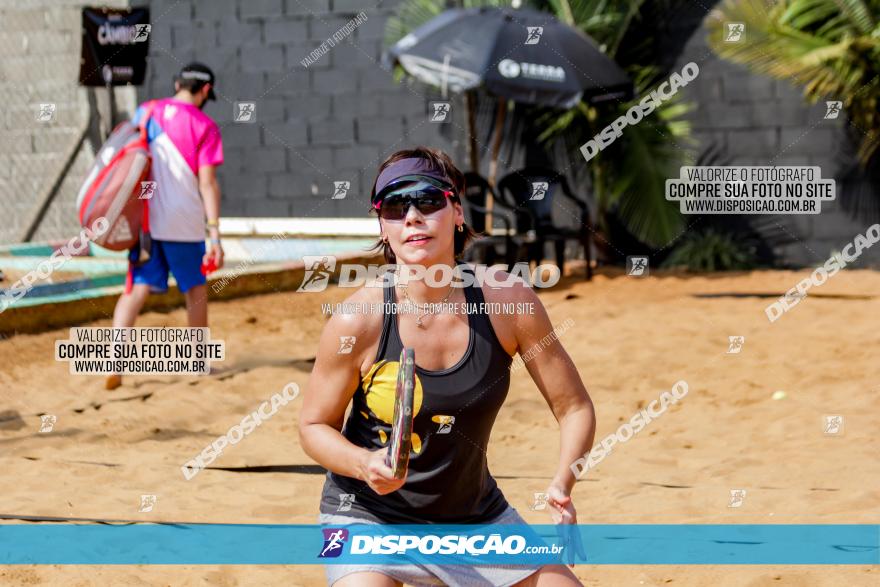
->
xmin=318 ymin=505 xmax=542 ymax=587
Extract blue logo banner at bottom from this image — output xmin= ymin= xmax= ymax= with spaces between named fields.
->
xmin=0 ymin=524 xmax=877 ymax=565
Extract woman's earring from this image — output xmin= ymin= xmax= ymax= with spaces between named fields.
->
xmin=382 ymin=235 xmax=388 ymax=243
xmin=457 ymin=224 xmax=464 ymax=233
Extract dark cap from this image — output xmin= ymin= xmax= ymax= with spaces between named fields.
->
xmin=176 ymin=62 xmax=216 ymax=101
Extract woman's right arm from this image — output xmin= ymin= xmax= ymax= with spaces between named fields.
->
xmin=298 ymin=291 xmax=405 ymax=495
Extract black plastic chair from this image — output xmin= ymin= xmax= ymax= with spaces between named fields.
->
xmin=460 ymin=172 xmax=533 ymax=271
xmin=497 ymin=167 xmax=593 ymax=280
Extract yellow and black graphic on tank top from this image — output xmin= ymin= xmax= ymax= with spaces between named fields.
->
xmin=431 ymin=415 xmax=455 ymax=434
xmin=359 ymin=359 xmax=424 ymax=454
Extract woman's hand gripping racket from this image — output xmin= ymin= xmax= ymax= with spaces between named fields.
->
xmin=385 ymin=348 xmax=416 ymax=480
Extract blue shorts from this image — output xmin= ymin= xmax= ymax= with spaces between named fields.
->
xmin=130 ymin=239 xmax=206 ymax=294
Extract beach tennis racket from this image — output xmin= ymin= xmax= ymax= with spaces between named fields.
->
xmin=385 ymin=347 xmax=416 ymax=479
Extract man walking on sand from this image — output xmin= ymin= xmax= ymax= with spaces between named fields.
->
xmin=106 ymin=62 xmax=224 ymax=390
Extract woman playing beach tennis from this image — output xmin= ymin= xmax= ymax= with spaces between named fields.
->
xmin=300 ymin=147 xmax=595 ymax=586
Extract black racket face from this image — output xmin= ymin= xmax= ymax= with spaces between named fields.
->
xmin=387 ymin=348 xmax=415 ymax=479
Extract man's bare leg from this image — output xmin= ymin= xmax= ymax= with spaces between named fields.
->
xmin=106 ymin=284 xmax=151 ymax=390
xmin=185 ymin=284 xmax=208 ymax=327
xmin=185 ymin=284 xmax=211 ymax=374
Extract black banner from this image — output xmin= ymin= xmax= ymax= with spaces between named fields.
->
xmin=79 ymin=7 xmax=150 ymax=86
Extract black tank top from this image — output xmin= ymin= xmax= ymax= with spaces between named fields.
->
xmin=319 ymin=265 xmax=513 ymax=523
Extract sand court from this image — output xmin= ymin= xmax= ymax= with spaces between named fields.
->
xmin=0 ymin=268 xmax=878 ymax=585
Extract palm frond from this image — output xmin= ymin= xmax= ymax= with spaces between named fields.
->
xmin=709 ymin=0 xmax=880 ymax=168
xmin=600 ymin=97 xmax=694 ymax=246
xmin=829 ymin=0 xmax=876 ymax=34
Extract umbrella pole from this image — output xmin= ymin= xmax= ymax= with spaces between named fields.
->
xmin=486 ymin=97 xmax=507 ymax=231
xmin=465 ymin=92 xmax=479 ymax=173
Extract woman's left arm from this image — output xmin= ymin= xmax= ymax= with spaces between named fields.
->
xmin=511 ymin=284 xmax=595 ymax=522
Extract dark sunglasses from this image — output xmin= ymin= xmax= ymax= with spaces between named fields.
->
xmin=374 ymin=181 xmax=456 ymax=221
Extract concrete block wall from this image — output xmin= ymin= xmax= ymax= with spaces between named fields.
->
xmin=675 ymin=21 xmax=878 ymax=267
xmin=139 ymin=0 xmax=459 ymax=220
xmin=0 ymin=0 xmax=134 ymax=245
xmin=2 ymin=0 xmax=875 ymax=268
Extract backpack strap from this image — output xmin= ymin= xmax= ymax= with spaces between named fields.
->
xmin=139 ymin=100 xmax=157 ymax=141
xmin=125 ymin=100 xmax=157 ymax=295
xmin=138 ymin=99 xmax=156 ymax=236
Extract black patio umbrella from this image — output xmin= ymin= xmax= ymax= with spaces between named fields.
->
xmin=384 ymin=6 xmax=633 ymax=205
xmin=384 ymin=6 xmax=632 ymax=109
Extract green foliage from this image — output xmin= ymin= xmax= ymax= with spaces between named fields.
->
xmin=661 ymin=228 xmax=758 ymax=272
xmin=708 ymin=0 xmax=880 ymax=165
xmin=386 ymin=0 xmax=699 ymax=248
xmin=535 ymin=0 xmax=698 ymax=247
